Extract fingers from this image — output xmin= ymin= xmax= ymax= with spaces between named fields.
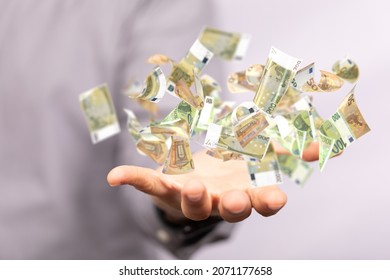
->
xmin=275 ymin=141 xmax=320 ymax=162
xmin=218 ymin=190 xmax=252 ymax=223
xmin=181 ymin=181 xmax=212 ymax=221
xmin=302 ymin=141 xmax=319 ymax=162
xmin=107 ymin=165 xmax=180 ymax=196
xmin=248 ymin=186 xmax=287 ymax=217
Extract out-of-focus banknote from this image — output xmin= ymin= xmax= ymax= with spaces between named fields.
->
xmin=174 ymin=76 xmax=204 ymax=110
xmin=124 ymin=108 xmax=143 ymax=143
xmin=204 ymin=124 xmax=270 ymax=159
xmin=293 ymin=109 xmax=316 ymax=157
xmin=201 ymin=74 xmax=222 ymax=107
xmin=231 ymin=102 xmax=269 ymax=147
xmin=245 ymin=144 xmax=283 ymax=187
xmin=246 ymin=64 xmax=264 ymax=87
xmin=163 ymin=100 xmax=199 ymax=134
xmin=124 ymin=109 xmax=168 ymax=164
xmin=206 ymin=147 xmax=243 ymax=161
xmin=214 ymin=101 xmax=236 ymax=125
xmin=198 ymin=26 xmax=251 ymax=61
xmin=319 ymin=86 xmax=370 ymax=171
xmin=196 ymin=96 xmax=214 ymax=130
xmin=332 ymin=57 xmax=359 ymax=83
xmin=127 ymin=66 xmax=166 ymax=103
xmin=301 ymin=70 xmax=344 ymax=93
xmin=253 ymin=46 xmax=302 ymax=115
xmin=167 ymin=39 xmax=213 ymax=95
xmin=291 ymin=96 xmax=324 ymax=130
xmin=150 ymin=118 xmax=190 ymax=139
xmin=136 ymin=133 xmax=168 ymax=165
xmin=163 ymin=136 xmax=195 ymax=174
xmin=227 ymin=71 xmax=257 ymax=93
xmin=278 ymin=154 xmax=313 ymax=186
xmin=147 ymin=53 xmax=175 ymax=66
xmin=290 ymin=62 xmax=315 ymax=92
xmin=79 ymin=84 xmax=120 ymax=144
xmin=234 ymin=111 xmax=269 ymax=147
xmin=274 ymin=87 xmax=302 ymax=113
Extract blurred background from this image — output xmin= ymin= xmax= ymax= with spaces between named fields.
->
xmin=1 ymin=0 xmax=388 ymax=260
xmin=194 ymin=0 xmax=389 ymax=259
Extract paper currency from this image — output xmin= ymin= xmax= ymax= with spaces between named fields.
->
xmin=201 ymin=74 xmax=222 ymax=107
xmin=124 ymin=109 xmax=168 ymax=164
xmin=215 ymin=102 xmax=236 ymax=124
xmin=246 ymin=64 xmax=265 ymax=87
xmin=84 ymin=26 xmax=370 ymax=187
xmin=204 ymin=124 xmax=270 ymax=160
xmin=293 ymin=110 xmax=316 ymax=157
xmin=278 ymin=154 xmax=313 ymax=186
xmin=162 ymin=136 xmax=195 ymax=174
xmin=253 ymin=46 xmax=302 ymax=115
xmin=245 ymin=144 xmax=283 ymax=187
xmin=174 ymin=75 xmax=204 ymax=110
xmin=124 ymin=108 xmax=143 ymax=143
xmin=136 ymin=134 xmax=168 ymax=165
xmin=150 ymin=118 xmax=190 ymax=139
xmin=198 ymin=26 xmax=251 ymax=60
xmin=167 ymin=39 xmax=213 ymax=95
xmin=127 ymin=66 xmax=167 ymax=103
xmin=231 ymin=102 xmax=269 ymax=147
xmin=332 ymin=57 xmax=359 ymax=83
xmin=147 ymin=54 xmax=175 ymax=66
xmin=234 ymin=111 xmax=269 ymax=147
xmin=290 ymin=62 xmax=315 ymax=92
xmin=318 ymin=131 xmax=335 ymax=172
xmin=196 ymin=96 xmax=215 ymax=130
xmin=274 ymin=87 xmax=302 ymax=113
xmin=206 ymin=148 xmax=243 ymax=161
xmin=301 ymin=70 xmax=344 ymax=92
xmin=291 ymin=96 xmax=324 ymax=130
xmin=162 ymin=100 xmax=199 ymax=133
xmin=319 ymin=86 xmax=370 ymax=171
xmin=79 ymin=84 xmax=120 ymax=144
xmin=227 ymin=71 xmax=257 ymax=93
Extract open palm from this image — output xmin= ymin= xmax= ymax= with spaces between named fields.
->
xmin=107 ymin=142 xmax=319 ymax=223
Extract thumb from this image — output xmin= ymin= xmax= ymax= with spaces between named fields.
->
xmin=107 ymin=165 xmax=181 ymax=196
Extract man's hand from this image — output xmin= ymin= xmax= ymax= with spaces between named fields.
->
xmin=107 ymin=142 xmax=319 ymax=224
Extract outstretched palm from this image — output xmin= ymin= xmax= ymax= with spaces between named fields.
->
xmin=107 ymin=142 xmax=319 ymax=223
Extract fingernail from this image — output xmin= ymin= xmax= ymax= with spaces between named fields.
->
xmin=186 ymin=192 xmax=203 ymax=202
xmin=229 ymin=204 xmax=246 ymax=214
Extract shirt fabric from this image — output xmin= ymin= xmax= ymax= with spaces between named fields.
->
xmin=0 ymin=0 xmax=232 ymax=259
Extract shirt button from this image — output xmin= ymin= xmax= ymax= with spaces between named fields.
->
xmin=156 ymin=228 xmax=170 ymax=243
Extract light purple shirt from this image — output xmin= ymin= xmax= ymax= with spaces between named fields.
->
xmin=0 ymin=0 xmax=231 ymax=259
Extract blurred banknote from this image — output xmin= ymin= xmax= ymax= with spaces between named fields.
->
xmin=79 ymin=84 xmax=120 ymax=144
xmin=278 ymin=154 xmax=313 ymax=186
xmin=245 ymin=144 xmax=283 ymax=187
xmin=319 ymin=86 xmax=370 ymax=171
xmin=199 ymin=26 xmax=251 ymax=60
xmin=301 ymin=70 xmax=344 ymax=93
xmin=253 ymin=46 xmax=302 ymax=115
xmin=163 ymin=136 xmax=195 ymax=174
xmin=124 ymin=108 xmax=168 ymax=164
xmin=127 ymin=66 xmax=166 ymax=103
xmin=332 ymin=57 xmax=359 ymax=83
xmin=167 ymin=39 xmax=213 ymax=95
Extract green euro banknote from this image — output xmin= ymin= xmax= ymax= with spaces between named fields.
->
xmin=198 ymin=26 xmax=251 ymax=61
xmin=319 ymin=86 xmax=370 ymax=171
xmin=253 ymin=46 xmax=302 ymax=115
xmin=79 ymin=84 xmax=120 ymax=144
